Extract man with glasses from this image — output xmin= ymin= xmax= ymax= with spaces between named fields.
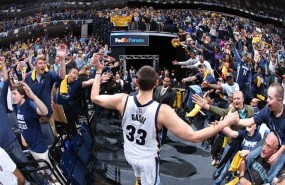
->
xmin=239 ymin=132 xmax=280 ymax=185
xmin=154 ymin=76 xmax=175 ymax=144
xmin=237 ymin=82 xmax=285 ymax=182
xmin=193 ymin=90 xmax=254 ymax=184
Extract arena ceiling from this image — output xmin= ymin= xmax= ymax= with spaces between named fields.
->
xmin=0 ymin=0 xmax=284 ymax=5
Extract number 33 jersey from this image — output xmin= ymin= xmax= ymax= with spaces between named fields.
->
xmin=122 ymin=96 xmax=162 ymax=159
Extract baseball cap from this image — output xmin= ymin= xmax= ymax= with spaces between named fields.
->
xmin=226 ymin=73 xmax=233 ymax=78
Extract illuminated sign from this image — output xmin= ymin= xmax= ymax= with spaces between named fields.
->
xmin=110 ymin=33 xmax=149 ymax=47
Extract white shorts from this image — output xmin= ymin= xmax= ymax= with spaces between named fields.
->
xmin=125 ymin=155 xmax=160 ymax=185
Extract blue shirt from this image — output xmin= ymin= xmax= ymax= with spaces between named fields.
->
xmin=234 ymin=48 xmax=252 ymax=88
xmin=17 ymin=99 xmax=48 ymax=153
xmin=25 ymin=71 xmax=61 ymax=116
xmin=55 ymin=80 xmax=83 ymax=110
xmin=254 ymin=105 xmax=285 ymax=145
xmin=252 ymin=73 xmax=264 ymax=94
xmin=0 ymin=83 xmax=16 ymax=148
xmin=238 ymin=129 xmax=262 ymax=150
xmin=0 ymin=81 xmax=16 ymax=147
xmin=195 ymin=73 xmax=216 ymax=84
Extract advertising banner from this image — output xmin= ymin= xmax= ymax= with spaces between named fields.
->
xmin=110 ymin=33 xmax=149 ymax=47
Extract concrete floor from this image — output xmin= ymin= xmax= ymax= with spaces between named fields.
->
xmin=93 ymin=115 xmax=220 ymax=185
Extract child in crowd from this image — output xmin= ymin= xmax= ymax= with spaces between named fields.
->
xmin=11 ymin=82 xmax=50 ymax=164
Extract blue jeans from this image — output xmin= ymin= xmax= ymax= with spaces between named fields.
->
xmin=214 ymin=160 xmax=231 ymax=185
xmin=213 ymin=144 xmax=231 ymax=185
xmin=3 ymin=139 xmax=29 ymax=164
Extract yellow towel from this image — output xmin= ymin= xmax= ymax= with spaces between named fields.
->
xmin=256 ymin=76 xmax=261 ymax=87
xmin=218 ymin=92 xmax=225 ymax=99
xmin=222 ymin=137 xmax=228 ymax=148
xmin=225 ymin=177 xmax=239 ymax=185
xmin=186 ymin=104 xmax=202 ymax=117
xmin=221 ymin=65 xmax=228 ymax=79
xmin=225 ymin=151 xmax=248 ymax=185
xmin=229 ymin=151 xmax=244 ymax=172
xmin=31 ymin=67 xmax=49 ymax=81
xmin=203 ymin=70 xmax=211 ymax=81
xmin=60 ymin=75 xmax=69 ymax=94
xmin=257 ymin=94 xmax=265 ymax=101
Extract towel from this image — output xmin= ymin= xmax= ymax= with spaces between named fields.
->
xmin=203 ymin=70 xmax=212 ymax=81
xmin=60 ymin=75 xmax=69 ymax=94
xmin=225 ymin=177 xmax=239 ymax=185
xmin=228 ymin=151 xmax=244 ymax=172
xmin=186 ymin=104 xmax=202 ymax=117
xmin=257 ymin=94 xmax=265 ymax=101
xmin=225 ymin=151 xmax=247 ymax=185
xmin=256 ymin=76 xmax=261 ymax=87
xmin=221 ymin=65 xmax=228 ymax=79
xmin=222 ymin=136 xmax=228 ymax=148
xmin=218 ymin=92 xmax=225 ymax=99
xmin=31 ymin=67 xmax=49 ymax=81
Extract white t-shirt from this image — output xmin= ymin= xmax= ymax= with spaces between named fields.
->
xmin=0 ymin=147 xmax=17 ymax=185
xmin=221 ymin=82 xmax=240 ymax=97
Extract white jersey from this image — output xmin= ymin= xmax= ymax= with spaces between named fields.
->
xmin=122 ymin=96 xmax=162 ymax=159
xmin=0 ymin=147 xmax=17 ymax=185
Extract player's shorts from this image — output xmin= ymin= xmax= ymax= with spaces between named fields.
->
xmin=125 ymin=155 xmax=160 ymax=185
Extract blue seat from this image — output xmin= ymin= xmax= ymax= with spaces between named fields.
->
xmin=60 ymin=150 xmax=88 ymax=185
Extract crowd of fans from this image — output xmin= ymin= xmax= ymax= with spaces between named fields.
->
xmin=0 ymin=9 xmax=96 ymax=33
xmin=1 ymin=4 xmax=285 ymax=185
xmin=0 ymin=0 xmax=284 ymax=36
xmin=0 ymin=0 xmax=100 ymax=12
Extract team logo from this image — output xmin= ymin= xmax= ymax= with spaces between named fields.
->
xmin=136 ymin=108 xmax=146 ymax=115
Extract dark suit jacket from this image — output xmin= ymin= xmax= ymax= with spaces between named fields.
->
xmin=154 ymin=86 xmax=176 ymax=108
xmin=123 ymin=75 xmax=132 ymax=83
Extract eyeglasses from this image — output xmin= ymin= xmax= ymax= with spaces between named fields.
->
xmin=263 ymin=141 xmax=274 ymax=151
xmin=163 ymin=80 xmax=171 ymax=83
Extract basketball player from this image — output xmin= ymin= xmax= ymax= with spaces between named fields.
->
xmin=90 ymin=54 xmax=239 ymax=185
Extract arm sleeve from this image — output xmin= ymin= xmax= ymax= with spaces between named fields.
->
xmin=29 ymin=100 xmax=40 ymax=119
xmin=237 ymin=130 xmax=246 ymax=140
xmin=50 ymin=71 xmax=62 ymax=84
xmin=177 ymin=58 xmax=197 ymax=66
xmin=233 ymin=47 xmax=242 ymax=65
xmin=209 ymin=105 xmax=229 ymax=117
xmin=253 ymin=106 xmax=268 ymax=126
xmin=0 ymin=80 xmax=9 ymax=109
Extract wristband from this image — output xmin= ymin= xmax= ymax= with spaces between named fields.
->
xmin=239 ymin=176 xmax=245 ymax=180
xmin=96 ymin=72 xmax=102 ymax=75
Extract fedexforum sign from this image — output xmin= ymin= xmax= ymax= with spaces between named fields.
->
xmin=110 ymin=33 xmax=149 ymax=47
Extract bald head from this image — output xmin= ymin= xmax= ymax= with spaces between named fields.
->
xmin=261 ymin=132 xmax=279 ymax=160
xmin=269 ymin=82 xmax=284 ymax=101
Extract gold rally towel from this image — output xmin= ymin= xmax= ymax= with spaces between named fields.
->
xmin=60 ymin=75 xmax=69 ymax=94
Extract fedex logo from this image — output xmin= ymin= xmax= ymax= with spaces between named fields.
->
xmin=115 ymin=37 xmax=145 ymax=43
